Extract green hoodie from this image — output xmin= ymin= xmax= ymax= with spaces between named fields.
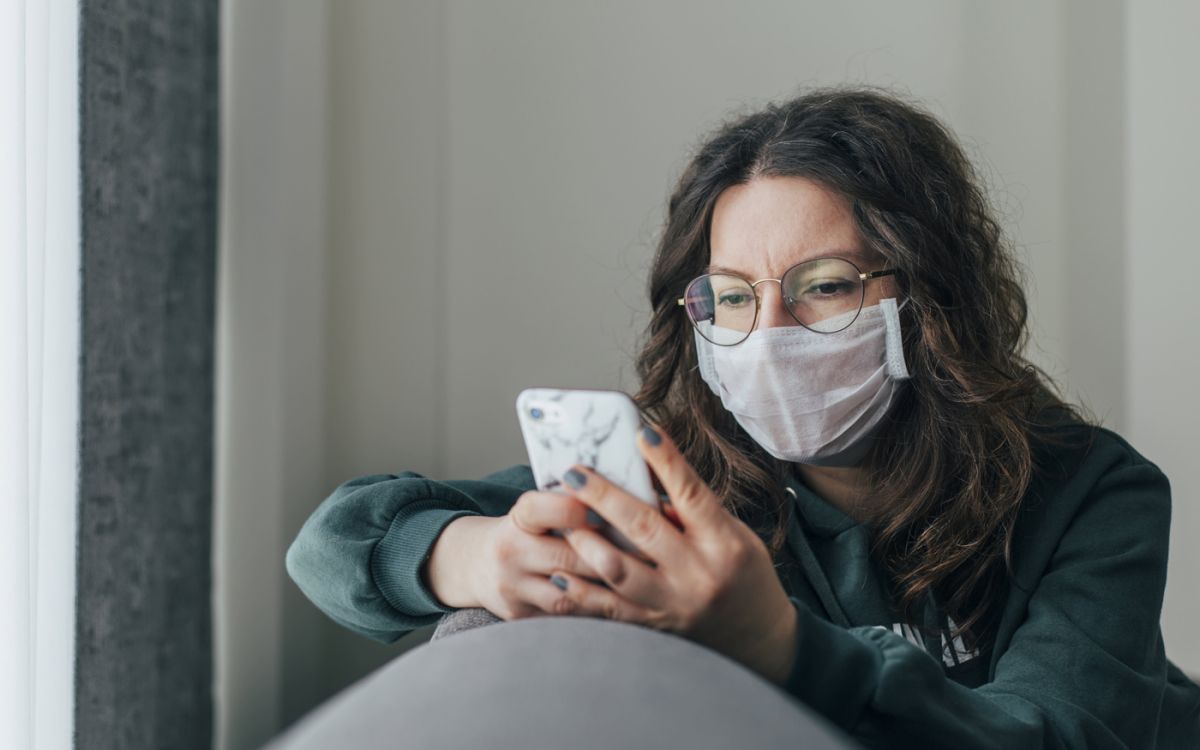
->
xmin=286 ymin=423 xmax=1200 ymax=748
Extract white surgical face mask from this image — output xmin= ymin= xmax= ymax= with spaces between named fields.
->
xmin=694 ymin=297 xmax=911 ymax=466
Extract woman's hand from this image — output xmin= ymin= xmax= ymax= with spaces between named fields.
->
xmin=467 ymin=490 xmax=608 ymax=621
xmin=551 ymin=425 xmax=800 ymax=686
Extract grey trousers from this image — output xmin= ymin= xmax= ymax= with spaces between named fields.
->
xmin=430 ymin=607 xmax=504 ymax=641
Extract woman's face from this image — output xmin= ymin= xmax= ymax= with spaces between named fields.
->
xmin=708 ymin=176 xmax=898 ymax=332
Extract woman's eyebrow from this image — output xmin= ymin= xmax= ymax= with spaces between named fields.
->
xmin=705 ymin=250 xmax=871 ymax=275
xmin=705 ymin=264 xmax=749 ymax=275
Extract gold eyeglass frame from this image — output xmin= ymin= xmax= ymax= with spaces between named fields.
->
xmin=675 ymin=256 xmax=899 ymax=345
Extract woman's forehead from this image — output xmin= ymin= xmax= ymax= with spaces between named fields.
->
xmin=708 ymin=176 xmax=875 ymax=276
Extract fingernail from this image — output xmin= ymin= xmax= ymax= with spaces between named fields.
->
xmin=564 ymin=468 xmax=587 ymax=489
xmin=641 ymin=426 xmax=662 ymax=446
xmin=550 ymin=574 xmax=568 ymax=591
xmin=586 ymin=509 xmax=604 ymax=526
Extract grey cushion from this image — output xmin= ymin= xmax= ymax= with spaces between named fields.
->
xmin=268 ymin=615 xmax=862 ymax=749
xmin=430 ymin=607 xmax=503 ymax=641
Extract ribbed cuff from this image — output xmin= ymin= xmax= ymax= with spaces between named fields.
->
xmin=784 ymin=597 xmax=884 ymax=732
xmin=371 ymin=502 xmax=482 ymax=618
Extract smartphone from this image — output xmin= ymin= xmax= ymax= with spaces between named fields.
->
xmin=515 ymin=387 xmax=660 ymax=557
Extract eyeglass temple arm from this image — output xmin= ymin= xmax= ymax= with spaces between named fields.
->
xmin=860 ymin=269 xmax=898 ymax=280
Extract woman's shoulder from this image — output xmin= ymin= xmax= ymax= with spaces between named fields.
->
xmin=1019 ymin=413 xmax=1171 ymax=544
xmin=1028 ymin=405 xmax=1166 ymax=485
xmin=1004 ymin=412 xmax=1173 ymax=594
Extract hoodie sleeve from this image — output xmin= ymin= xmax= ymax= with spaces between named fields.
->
xmin=781 ymin=458 xmax=1197 ymax=749
xmin=285 ymin=465 xmax=535 ymax=644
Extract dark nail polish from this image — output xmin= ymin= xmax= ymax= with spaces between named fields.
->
xmin=642 ymin=426 xmax=662 ymax=446
xmin=564 ymin=468 xmax=587 ymax=489
xmin=586 ymin=509 xmax=603 ymax=526
xmin=551 ymin=574 xmax=568 ymax=591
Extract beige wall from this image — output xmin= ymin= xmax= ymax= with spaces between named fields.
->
xmin=217 ymin=0 xmax=329 ymax=746
xmin=217 ymin=2 xmax=1199 ymax=748
xmin=1127 ymin=0 xmax=1200 ymax=680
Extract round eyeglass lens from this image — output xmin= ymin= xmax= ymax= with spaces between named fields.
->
xmin=683 ymin=274 xmax=756 ymax=345
xmin=781 ymin=258 xmax=865 ymax=333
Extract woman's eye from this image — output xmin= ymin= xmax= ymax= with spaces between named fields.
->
xmin=804 ymin=281 xmax=854 ymax=296
xmin=717 ymin=293 xmax=752 ymax=307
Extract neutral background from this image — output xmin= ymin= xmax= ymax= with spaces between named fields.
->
xmin=216 ymin=1 xmax=1199 ymax=748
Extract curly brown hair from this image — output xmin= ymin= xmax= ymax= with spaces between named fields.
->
xmin=631 ymin=85 xmax=1096 ymax=655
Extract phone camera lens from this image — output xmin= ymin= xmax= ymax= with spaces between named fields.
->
xmin=530 ymin=407 xmax=544 ymax=420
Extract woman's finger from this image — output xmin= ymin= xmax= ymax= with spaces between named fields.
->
xmin=512 ymin=574 xmax=593 ymax=618
xmin=556 ymin=458 xmax=691 ymax=564
xmin=494 ymin=580 xmax=553 ymax=620
xmin=510 ymin=489 xmax=602 ymax=535
xmin=519 ymin=531 xmax=607 ymax=581
xmin=637 ymin=424 xmax=728 ymax=536
xmin=562 ymin=525 xmax=664 ymax=607
xmin=543 ymin=569 xmax=657 ymax=627
xmin=561 ymin=463 xmax=688 ymax=569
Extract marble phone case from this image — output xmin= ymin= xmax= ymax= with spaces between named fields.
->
xmin=516 ymin=387 xmax=659 ymax=555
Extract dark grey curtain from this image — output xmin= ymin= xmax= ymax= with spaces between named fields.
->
xmin=76 ymin=1 xmax=219 ymax=748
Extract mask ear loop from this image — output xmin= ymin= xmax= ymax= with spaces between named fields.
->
xmin=881 ymin=297 xmax=911 ymax=380
xmin=693 ymin=328 xmax=724 ymax=397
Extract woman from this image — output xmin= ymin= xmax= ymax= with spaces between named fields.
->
xmin=286 ymin=86 xmax=1200 ymax=747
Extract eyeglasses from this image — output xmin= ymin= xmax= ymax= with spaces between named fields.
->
xmin=676 ymin=256 xmax=899 ymax=346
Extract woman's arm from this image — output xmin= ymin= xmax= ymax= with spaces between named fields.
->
xmin=422 ymin=514 xmax=497 ymax=609
xmin=781 ymin=459 xmax=1200 ymax=749
xmin=285 ymin=466 xmax=535 ymax=643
